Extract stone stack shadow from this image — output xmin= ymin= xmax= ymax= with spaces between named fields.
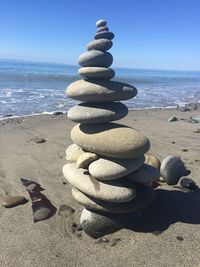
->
xmin=63 ymin=19 xmax=160 ymax=238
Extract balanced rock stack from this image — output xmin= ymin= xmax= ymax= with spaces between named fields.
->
xmin=63 ymin=19 xmax=160 ymax=238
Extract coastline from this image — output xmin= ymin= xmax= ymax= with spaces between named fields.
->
xmin=0 ymin=108 xmax=200 ymax=266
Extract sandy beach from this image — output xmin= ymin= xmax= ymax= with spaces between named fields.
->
xmin=0 ymin=108 xmax=200 ymax=267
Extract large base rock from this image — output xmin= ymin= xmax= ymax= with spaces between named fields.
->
xmin=80 ymin=208 xmax=132 ymax=238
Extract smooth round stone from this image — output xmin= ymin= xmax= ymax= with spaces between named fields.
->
xmin=96 ymin=19 xmax=107 ymax=27
xmin=145 ymin=153 xmax=161 ymax=169
xmin=71 ymin=123 xmax=150 ymax=158
xmin=87 ymin=39 xmax=113 ymax=51
xmin=76 ymin=152 xmax=98 ymax=169
xmin=97 ymin=26 xmax=109 ymax=32
xmin=78 ymin=50 xmax=113 ymax=68
xmin=63 ymin=163 xmax=136 ymax=202
xmin=89 ymin=156 xmax=145 ymax=180
xmin=80 ymin=208 xmax=121 ymax=238
xmin=65 ymin=143 xmax=84 ymax=161
xmin=160 ymin=155 xmax=186 ymax=185
xmin=126 ymin=164 xmax=160 ymax=184
xmin=78 ymin=67 xmax=115 ymax=79
xmin=66 ymin=79 xmax=138 ymax=102
xmin=67 ymin=102 xmax=128 ymax=124
xmin=95 ymin=31 xmax=115 ymax=40
xmin=72 ymin=184 xmax=154 ymax=214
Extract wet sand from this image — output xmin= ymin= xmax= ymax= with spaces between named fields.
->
xmin=0 ymin=108 xmax=200 ymax=267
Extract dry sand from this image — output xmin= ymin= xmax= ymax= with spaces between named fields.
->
xmin=0 ymin=109 xmax=200 ymax=267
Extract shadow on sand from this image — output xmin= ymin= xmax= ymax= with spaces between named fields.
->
xmin=127 ymin=188 xmax=200 ymax=233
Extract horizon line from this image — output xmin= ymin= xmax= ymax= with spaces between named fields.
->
xmin=0 ymin=57 xmax=200 ymax=73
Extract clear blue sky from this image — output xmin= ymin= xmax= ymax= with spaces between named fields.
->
xmin=1 ymin=0 xmax=200 ymax=70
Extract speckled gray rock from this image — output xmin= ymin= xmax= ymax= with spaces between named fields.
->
xmin=97 ymin=26 xmax=109 ymax=32
xmin=66 ymin=79 xmax=138 ymax=102
xmin=126 ymin=164 xmax=160 ymax=184
xmin=72 ymin=184 xmax=154 ymax=214
xmin=78 ymin=50 xmax=113 ymax=68
xmin=87 ymin=39 xmax=113 ymax=52
xmin=67 ymin=102 xmax=128 ymax=123
xmin=63 ymin=163 xmax=136 ymax=202
xmin=78 ymin=67 xmax=115 ymax=79
xmin=95 ymin=31 xmax=114 ymax=40
xmin=33 ymin=206 xmax=52 ymax=222
xmin=160 ymin=155 xmax=186 ymax=185
xmin=71 ymin=123 xmax=150 ymax=158
xmin=89 ymin=156 xmax=145 ymax=180
xmin=96 ymin=19 xmax=107 ymax=27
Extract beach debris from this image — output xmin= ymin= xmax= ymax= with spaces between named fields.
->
xmin=160 ymin=155 xmax=187 ymax=185
xmin=65 ymin=143 xmax=84 ymax=161
xmin=176 ymin=236 xmax=184 ymax=241
xmin=58 ymin=204 xmax=75 ymax=217
xmin=109 ymin=238 xmax=121 ymax=247
xmin=53 ymin=111 xmax=63 ymax=116
xmin=76 ymin=152 xmax=98 ymax=169
xmin=0 ymin=196 xmax=28 ymax=208
xmin=182 ymin=149 xmax=188 ymax=152
xmin=180 ymin=178 xmax=198 ymax=191
xmin=144 ymin=153 xmax=161 ymax=169
xmin=62 ymin=19 xmax=156 ymax=238
xmin=193 ymin=128 xmax=200 ymax=133
xmin=20 ymin=178 xmax=57 ymax=222
xmin=168 ymin=116 xmax=178 ymax=122
xmin=95 ymin=237 xmax=109 ymax=244
xmin=31 ymin=137 xmax=46 ymax=144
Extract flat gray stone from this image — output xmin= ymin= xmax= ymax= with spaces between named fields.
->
xmin=78 ymin=50 xmax=113 ymax=68
xmin=63 ymin=163 xmax=136 ymax=203
xmin=160 ymin=155 xmax=186 ymax=185
xmin=72 ymin=184 xmax=154 ymax=214
xmin=96 ymin=19 xmax=107 ymax=27
xmin=33 ymin=206 xmax=51 ymax=222
xmin=87 ymin=39 xmax=113 ymax=51
xmin=67 ymin=102 xmax=128 ymax=123
xmin=78 ymin=67 xmax=115 ymax=79
xmin=89 ymin=156 xmax=145 ymax=180
xmin=95 ymin=31 xmax=114 ymax=40
xmin=66 ymin=79 xmax=138 ymax=102
xmin=126 ymin=164 xmax=160 ymax=184
xmin=71 ymin=123 xmax=150 ymax=158
xmin=97 ymin=26 xmax=109 ymax=32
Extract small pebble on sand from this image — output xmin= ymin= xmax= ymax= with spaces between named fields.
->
xmin=32 ymin=137 xmax=46 ymax=144
xmin=0 ymin=196 xmax=28 ymax=208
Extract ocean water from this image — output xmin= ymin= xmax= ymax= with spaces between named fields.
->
xmin=0 ymin=59 xmax=200 ymax=118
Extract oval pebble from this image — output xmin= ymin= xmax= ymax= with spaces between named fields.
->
xmin=67 ymin=102 xmax=128 ymax=123
xmin=78 ymin=50 xmax=113 ymax=68
xmin=66 ymin=79 xmax=138 ymax=102
xmin=71 ymin=123 xmax=150 ymax=158
xmin=87 ymin=39 xmax=113 ymax=52
xmin=95 ymin=31 xmax=114 ymax=40
xmin=78 ymin=67 xmax=115 ymax=79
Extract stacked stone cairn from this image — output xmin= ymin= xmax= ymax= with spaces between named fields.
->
xmin=63 ymin=19 xmax=160 ymax=238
